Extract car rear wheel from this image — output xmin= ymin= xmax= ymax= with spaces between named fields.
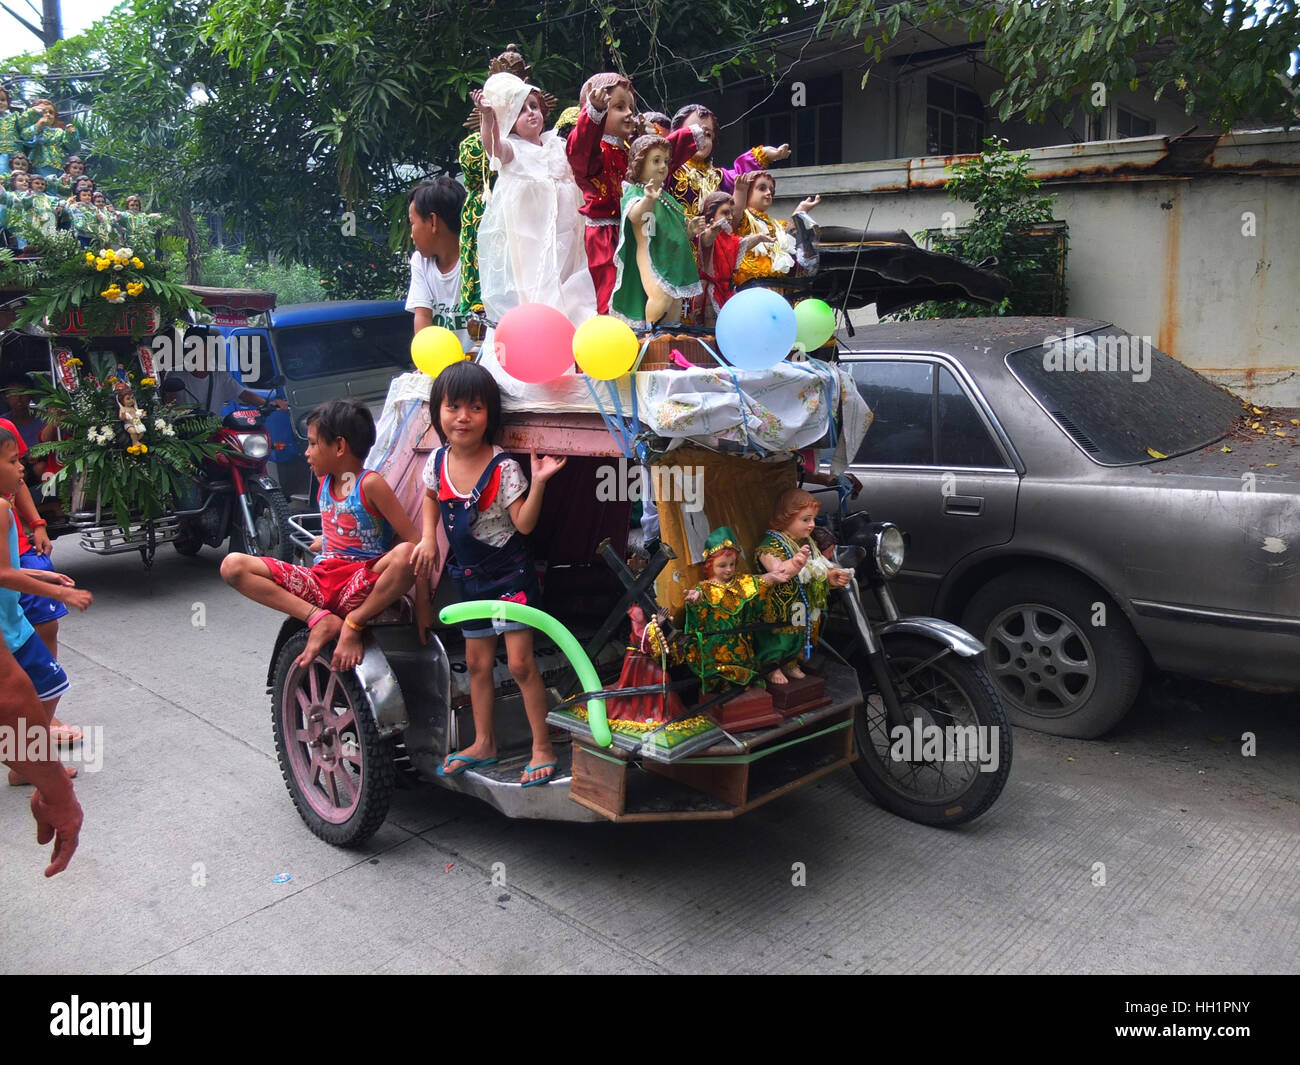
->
xmin=962 ymin=568 xmax=1144 ymax=739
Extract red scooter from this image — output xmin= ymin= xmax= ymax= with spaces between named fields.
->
xmin=166 ymin=380 xmax=294 ymax=560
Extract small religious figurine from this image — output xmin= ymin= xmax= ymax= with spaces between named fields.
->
xmin=693 ymin=190 xmax=773 ymax=323
xmin=23 ymin=173 xmax=59 ymax=238
xmin=606 ymin=604 xmax=688 ymax=723
xmin=117 ymin=387 xmax=147 ymax=447
xmin=0 ymin=170 xmax=23 ymax=246
xmin=473 ymin=71 xmax=597 ymax=326
xmin=91 ymin=189 xmax=119 ymax=242
xmin=63 ymin=184 xmax=99 ymax=246
xmin=611 ymin=134 xmax=704 ymax=328
xmin=754 ymin=489 xmax=849 ymax=684
xmin=0 ymin=86 xmax=24 ymax=175
xmin=666 ymin=103 xmax=790 ymax=221
xmin=117 ymin=194 xmax=162 ymax=248
xmin=57 ymin=154 xmax=88 ymax=191
xmin=3 ymin=150 xmax=30 ymax=186
xmin=565 ymin=72 xmax=703 ymax=314
xmin=684 ymin=526 xmax=805 ymax=692
xmin=456 ymin=44 xmax=558 ymax=318
xmin=731 ymin=170 xmax=821 ymax=288
xmin=21 ymin=98 xmax=78 ymax=178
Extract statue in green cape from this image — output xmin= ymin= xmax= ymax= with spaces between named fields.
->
xmin=610 ymin=134 xmax=704 ymax=329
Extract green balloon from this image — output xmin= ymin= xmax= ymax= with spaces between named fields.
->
xmin=437 ymin=600 xmax=610 ymax=747
xmin=794 ymin=299 xmax=836 ymax=353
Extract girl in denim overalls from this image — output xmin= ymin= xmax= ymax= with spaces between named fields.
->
xmin=412 ymin=362 xmax=567 ymax=787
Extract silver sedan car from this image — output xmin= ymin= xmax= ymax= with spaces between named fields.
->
xmin=834 ymin=317 xmax=1300 ymax=738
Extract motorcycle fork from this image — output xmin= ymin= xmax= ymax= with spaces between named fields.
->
xmin=837 ymin=577 xmax=909 ymax=729
xmin=229 ymin=465 xmax=259 ymax=545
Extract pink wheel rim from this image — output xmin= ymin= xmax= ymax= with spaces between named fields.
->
xmin=281 ymin=655 xmax=364 ymax=823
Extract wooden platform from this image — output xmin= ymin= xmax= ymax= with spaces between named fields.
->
xmin=566 ymin=658 xmax=862 ymax=822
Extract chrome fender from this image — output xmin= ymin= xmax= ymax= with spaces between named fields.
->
xmin=353 ymin=638 xmax=409 ymax=736
xmin=877 ymin=617 xmax=985 ymax=657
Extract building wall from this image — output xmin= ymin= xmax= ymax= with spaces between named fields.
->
xmin=768 ymin=131 xmax=1300 ymax=408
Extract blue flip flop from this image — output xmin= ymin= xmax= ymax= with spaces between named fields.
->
xmin=438 ymin=752 xmax=500 ymax=777
xmin=520 ymin=762 xmax=557 ymax=788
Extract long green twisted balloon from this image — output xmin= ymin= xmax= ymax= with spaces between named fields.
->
xmin=438 ymin=600 xmax=610 ymax=747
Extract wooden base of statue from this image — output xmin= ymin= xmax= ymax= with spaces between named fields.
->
xmin=705 ymin=686 xmax=781 ymax=732
xmin=637 ymin=334 xmax=719 ymax=372
xmin=768 ymin=673 xmax=830 ymax=716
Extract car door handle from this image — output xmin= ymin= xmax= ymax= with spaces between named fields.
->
xmin=944 ymin=494 xmax=984 ymax=516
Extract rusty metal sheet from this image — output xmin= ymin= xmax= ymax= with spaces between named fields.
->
xmin=499 ymin=413 xmax=626 ymax=456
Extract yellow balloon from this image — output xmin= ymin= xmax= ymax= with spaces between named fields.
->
xmin=573 ymin=315 xmax=639 ymax=380
xmin=411 ymin=326 xmax=466 ymax=379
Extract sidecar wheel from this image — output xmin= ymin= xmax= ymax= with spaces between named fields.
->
xmin=271 ymin=630 xmax=393 ymax=846
xmin=850 ymin=635 xmax=1011 ymax=827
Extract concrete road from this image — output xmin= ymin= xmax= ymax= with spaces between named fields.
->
xmin=1 ymin=544 xmax=1297 ymax=974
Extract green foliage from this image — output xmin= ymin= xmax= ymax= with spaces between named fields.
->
xmin=13 ymin=233 xmax=203 ymax=339
xmin=822 ymin=0 xmax=1300 ymax=130
xmin=25 ymin=359 xmax=228 ymax=534
xmin=891 ymin=139 xmax=1064 ymax=320
xmin=198 ymin=246 xmax=328 ymax=304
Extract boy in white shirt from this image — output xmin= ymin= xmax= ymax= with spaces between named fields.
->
xmin=406 ymin=177 xmax=468 ymax=336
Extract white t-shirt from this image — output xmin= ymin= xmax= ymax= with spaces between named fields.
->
xmin=406 ymin=252 xmax=466 ymax=331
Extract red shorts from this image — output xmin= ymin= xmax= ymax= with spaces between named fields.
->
xmin=262 ymin=555 xmax=382 ymax=616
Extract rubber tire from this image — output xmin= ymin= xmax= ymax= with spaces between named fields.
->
xmin=172 ymin=524 xmax=203 ymax=556
xmin=232 ymin=482 xmax=293 ymax=561
xmin=271 ymin=629 xmax=394 ymax=846
xmin=961 ymin=566 xmax=1144 ymax=739
xmin=851 ymin=635 xmax=1012 ymax=826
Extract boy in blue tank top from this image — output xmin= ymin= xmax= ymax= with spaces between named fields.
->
xmin=221 ymin=399 xmax=426 ymax=671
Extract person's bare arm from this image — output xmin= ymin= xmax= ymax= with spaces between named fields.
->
xmin=361 ymin=471 xmax=419 ymax=545
xmin=412 ymin=307 xmax=433 ymax=334
xmin=0 ymin=505 xmax=87 ymax=607
xmin=12 ymin=481 xmax=51 ymax=553
xmin=412 ymin=489 xmax=441 ymax=579
xmin=0 ymin=621 xmax=81 ymax=875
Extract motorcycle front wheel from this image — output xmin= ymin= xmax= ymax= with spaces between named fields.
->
xmin=851 ymin=635 xmax=1012 ymax=826
xmin=232 ymin=481 xmax=293 ymax=561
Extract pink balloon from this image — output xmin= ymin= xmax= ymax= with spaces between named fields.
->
xmin=494 ymin=303 xmax=576 ymax=384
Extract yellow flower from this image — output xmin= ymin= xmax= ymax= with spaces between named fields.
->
xmin=126 ymin=281 xmax=144 ymax=297
xmin=130 ymin=257 xmax=144 ymax=269
xmin=140 ymin=376 xmax=156 ymax=387
xmin=127 ymin=443 xmax=149 ymax=456
xmin=84 ymin=251 xmax=96 ymax=264
xmin=66 ymin=357 xmax=82 ymax=367
xmin=95 ymin=259 xmax=109 ymax=271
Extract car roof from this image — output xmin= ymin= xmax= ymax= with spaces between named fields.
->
xmin=836 ymin=316 xmax=1112 ymax=364
xmin=269 ymin=300 xmax=407 ymax=328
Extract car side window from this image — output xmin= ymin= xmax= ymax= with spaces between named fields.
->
xmin=937 ymin=367 xmax=1007 ymax=468
xmin=846 ymin=360 xmax=935 ymax=465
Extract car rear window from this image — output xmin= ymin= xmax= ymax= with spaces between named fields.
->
xmin=1006 ymin=329 xmax=1243 ymax=464
xmin=272 ymin=314 xmax=413 ymax=380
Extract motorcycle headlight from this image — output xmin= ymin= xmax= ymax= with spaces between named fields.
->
xmin=873 ymin=523 xmax=906 ymax=578
xmin=235 ymin=432 xmax=270 ymax=459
